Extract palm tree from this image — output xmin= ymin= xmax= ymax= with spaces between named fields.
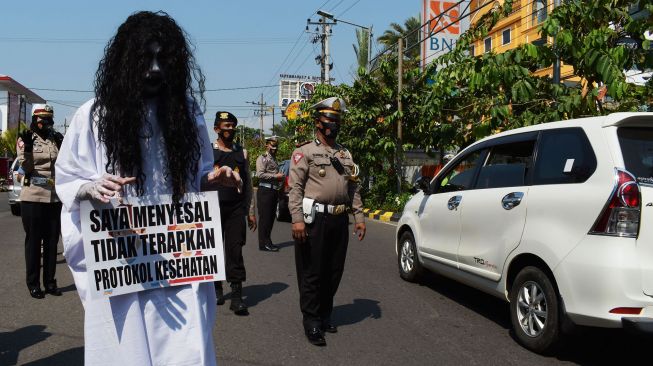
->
xmin=352 ymin=28 xmax=371 ymax=72
xmin=377 ymin=15 xmax=422 ymax=60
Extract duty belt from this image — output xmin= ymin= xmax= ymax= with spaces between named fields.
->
xmin=259 ymin=182 xmax=281 ymax=190
xmin=314 ymin=203 xmax=347 ymax=215
xmin=31 ymin=176 xmax=54 ymax=187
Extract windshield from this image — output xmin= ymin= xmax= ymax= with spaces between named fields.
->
xmin=618 ymin=127 xmax=653 ymax=184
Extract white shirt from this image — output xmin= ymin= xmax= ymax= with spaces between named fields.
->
xmin=55 ymin=99 xmax=217 ymax=366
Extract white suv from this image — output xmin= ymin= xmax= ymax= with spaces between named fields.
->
xmin=396 ymin=113 xmax=653 ymax=353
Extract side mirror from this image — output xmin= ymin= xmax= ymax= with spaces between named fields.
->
xmin=415 ymin=177 xmax=431 ymax=194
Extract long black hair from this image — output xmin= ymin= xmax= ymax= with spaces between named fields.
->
xmin=92 ymin=11 xmax=206 ymax=202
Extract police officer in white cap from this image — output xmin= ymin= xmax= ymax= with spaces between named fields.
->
xmin=17 ymin=105 xmax=64 ymax=299
xmin=288 ymin=97 xmax=366 ymax=346
xmin=256 ymin=135 xmax=282 ymax=252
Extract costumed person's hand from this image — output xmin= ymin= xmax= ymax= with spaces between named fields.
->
xmin=208 ymin=166 xmax=243 ymax=193
xmin=18 ymin=130 xmax=35 ymax=152
xmin=354 ymin=222 xmax=366 ymax=241
xmin=292 ymin=222 xmax=307 ymax=243
xmin=276 ymin=173 xmax=284 ymax=181
xmin=76 ymin=174 xmax=137 ymax=203
xmin=248 ymin=215 xmax=257 ymax=231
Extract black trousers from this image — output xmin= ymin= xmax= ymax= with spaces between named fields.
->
xmin=217 ymin=200 xmax=246 ymax=284
xmin=21 ymin=201 xmax=62 ymax=290
xmin=294 ymin=212 xmax=349 ymax=331
xmin=257 ymin=186 xmax=278 ymax=248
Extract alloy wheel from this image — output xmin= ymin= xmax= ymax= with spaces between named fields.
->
xmin=400 ymin=240 xmax=414 ymax=274
xmin=516 ymin=281 xmax=548 ymax=337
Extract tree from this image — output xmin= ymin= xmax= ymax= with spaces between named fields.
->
xmin=352 ymin=28 xmax=371 ymax=72
xmin=0 ymin=123 xmax=26 ymax=158
xmin=377 ymin=15 xmax=422 ymax=60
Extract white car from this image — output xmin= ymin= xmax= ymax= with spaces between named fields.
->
xmin=396 ymin=113 xmax=653 ymax=353
xmin=8 ymin=159 xmax=22 ymax=216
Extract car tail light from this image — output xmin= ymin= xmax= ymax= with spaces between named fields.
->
xmin=590 ymin=169 xmax=640 ymax=237
xmin=609 ymin=307 xmax=643 ymax=315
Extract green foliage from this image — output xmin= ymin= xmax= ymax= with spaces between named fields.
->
xmin=0 ymin=122 xmax=26 ymax=158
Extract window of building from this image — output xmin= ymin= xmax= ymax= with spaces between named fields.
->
xmin=470 ymin=45 xmax=475 ymax=56
xmin=532 ymin=0 xmax=548 ymax=25
xmin=502 ymin=28 xmax=511 ymax=45
xmin=533 ymin=128 xmax=597 ymax=185
xmin=484 ymin=37 xmax=492 ymax=53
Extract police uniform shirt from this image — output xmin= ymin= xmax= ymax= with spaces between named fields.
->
xmin=256 ymin=152 xmax=280 ymax=184
xmin=288 ymin=140 xmax=364 ymax=224
xmin=213 ymin=142 xmax=255 ymax=216
xmin=17 ymin=133 xmax=60 ymax=203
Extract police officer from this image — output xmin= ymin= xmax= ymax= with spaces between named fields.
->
xmin=256 ymin=136 xmax=283 ymax=252
xmin=212 ymin=111 xmax=255 ymax=315
xmin=288 ymin=97 xmax=366 ymax=346
xmin=17 ymin=105 xmax=64 ymax=299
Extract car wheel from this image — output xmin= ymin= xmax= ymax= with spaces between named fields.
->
xmin=509 ymin=266 xmax=560 ymax=354
xmin=10 ymin=204 xmax=20 ymax=216
xmin=398 ymin=231 xmax=423 ymax=282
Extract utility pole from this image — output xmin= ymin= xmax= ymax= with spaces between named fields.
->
xmin=552 ymin=0 xmax=561 ymax=83
xmin=259 ymin=93 xmax=264 ymax=140
xmin=396 ymin=38 xmax=404 ymax=194
xmin=247 ymin=95 xmax=273 ymax=141
xmin=368 ymin=25 xmax=373 ymax=72
xmin=308 ymin=11 xmax=336 ymax=84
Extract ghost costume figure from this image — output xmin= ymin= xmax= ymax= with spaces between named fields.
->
xmin=54 ymin=11 xmax=239 ymax=366
xmin=56 ymin=99 xmax=219 ymax=366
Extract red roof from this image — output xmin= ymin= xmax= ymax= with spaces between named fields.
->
xmin=0 ymin=75 xmax=46 ymax=104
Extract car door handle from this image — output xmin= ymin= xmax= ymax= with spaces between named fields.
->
xmin=447 ymin=195 xmax=462 ymax=211
xmin=502 ymin=192 xmax=524 ymax=210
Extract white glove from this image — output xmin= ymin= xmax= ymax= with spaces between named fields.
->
xmin=76 ymin=174 xmax=136 ymax=203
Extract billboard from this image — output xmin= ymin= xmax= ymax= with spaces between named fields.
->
xmin=421 ymin=0 xmax=471 ymax=68
xmin=278 ymin=74 xmax=320 ymax=111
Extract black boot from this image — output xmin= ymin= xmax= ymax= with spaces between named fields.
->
xmin=229 ymin=282 xmax=249 ymax=316
xmin=214 ymin=281 xmax=225 ymax=305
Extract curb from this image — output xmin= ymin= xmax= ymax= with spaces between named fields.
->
xmin=363 ymin=208 xmax=401 ymax=223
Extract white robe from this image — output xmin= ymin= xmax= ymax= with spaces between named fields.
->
xmin=55 ymin=99 xmax=218 ymax=366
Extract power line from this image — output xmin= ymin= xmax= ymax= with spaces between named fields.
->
xmin=337 ymin=0 xmax=362 ymax=17
xmin=29 ymin=84 xmax=279 ymax=93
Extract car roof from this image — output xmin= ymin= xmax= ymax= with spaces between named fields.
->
xmin=471 ymin=112 xmax=653 ymax=148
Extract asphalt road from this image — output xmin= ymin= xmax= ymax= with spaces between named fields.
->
xmin=0 ymin=191 xmax=650 ymax=365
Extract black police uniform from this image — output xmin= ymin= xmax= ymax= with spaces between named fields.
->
xmin=213 ymin=144 xmax=249 ymax=283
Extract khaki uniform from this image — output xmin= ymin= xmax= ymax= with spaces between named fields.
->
xmin=17 ymin=131 xmax=62 ymax=292
xmin=288 ymin=138 xmax=365 ymax=333
xmin=256 ymin=152 xmax=282 ymax=249
xmin=288 ymin=139 xmax=364 ymax=223
xmin=17 ymin=134 xmax=59 ymax=203
xmin=256 ymin=153 xmax=281 ymax=187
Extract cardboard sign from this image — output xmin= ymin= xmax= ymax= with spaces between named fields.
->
xmin=80 ymin=192 xmax=225 ymax=299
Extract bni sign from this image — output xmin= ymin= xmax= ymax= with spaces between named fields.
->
xmin=421 ymin=0 xmax=470 ymax=68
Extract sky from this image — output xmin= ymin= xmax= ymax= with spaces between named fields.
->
xmin=0 ymin=0 xmax=418 ymax=140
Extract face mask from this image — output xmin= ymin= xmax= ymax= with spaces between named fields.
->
xmin=219 ymin=129 xmax=236 ymax=142
xmin=319 ymin=121 xmax=340 ymax=139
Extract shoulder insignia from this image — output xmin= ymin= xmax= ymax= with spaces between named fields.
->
xmin=292 ymin=152 xmax=304 ymax=164
xmin=296 ymin=140 xmax=311 ymax=148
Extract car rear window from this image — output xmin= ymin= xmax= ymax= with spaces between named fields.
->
xmin=618 ymin=127 xmax=653 ymax=184
xmin=533 ymin=128 xmax=596 ymax=185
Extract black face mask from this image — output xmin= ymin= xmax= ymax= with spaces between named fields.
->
xmin=219 ymin=129 xmax=236 ymax=142
xmin=319 ymin=121 xmax=340 ymax=139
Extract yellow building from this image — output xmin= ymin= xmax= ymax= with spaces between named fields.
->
xmin=469 ymin=0 xmax=575 ymax=80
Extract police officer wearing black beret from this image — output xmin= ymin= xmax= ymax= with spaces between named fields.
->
xmin=212 ymin=111 xmax=256 ymax=315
